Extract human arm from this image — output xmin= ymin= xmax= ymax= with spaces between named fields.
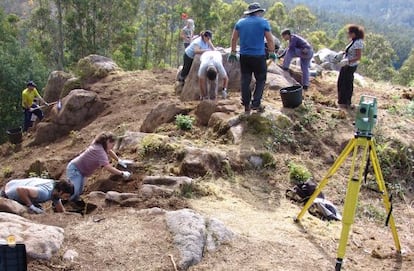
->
xmin=264 ymin=31 xmax=275 ymax=53
xmin=16 ymin=186 xmax=39 ymax=207
xmin=193 ymin=44 xmax=211 ymax=55
xmin=103 ymin=164 xmax=131 ymax=179
xmin=198 ymin=77 xmax=207 ymax=98
xmin=230 ymin=29 xmax=239 ymax=53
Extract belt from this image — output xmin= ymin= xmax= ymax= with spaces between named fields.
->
xmin=0 ymin=188 xmax=8 ymax=198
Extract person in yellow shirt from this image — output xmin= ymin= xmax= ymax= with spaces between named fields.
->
xmin=21 ymin=81 xmax=48 ymax=132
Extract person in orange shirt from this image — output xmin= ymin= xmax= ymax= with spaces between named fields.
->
xmin=21 ymin=81 xmax=48 ymax=132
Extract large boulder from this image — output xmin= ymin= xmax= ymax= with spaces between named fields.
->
xmin=140 ymin=102 xmax=194 ymax=133
xmin=31 ymin=89 xmax=105 ymax=145
xmin=267 ymin=62 xmax=299 ymax=90
xmin=0 ymin=198 xmax=27 ymax=215
xmin=77 ymin=54 xmax=121 ymax=86
xmin=180 ymin=147 xmax=227 ymax=177
xmin=166 ymin=209 xmax=234 ymax=270
xmin=43 ymin=71 xmax=73 ymax=103
xmin=0 ymin=212 xmax=65 ymax=260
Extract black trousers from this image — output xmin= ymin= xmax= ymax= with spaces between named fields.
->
xmin=179 ymin=53 xmax=193 ymax=81
xmin=337 ymin=65 xmax=357 ymax=105
xmin=240 ymin=55 xmax=267 ymax=108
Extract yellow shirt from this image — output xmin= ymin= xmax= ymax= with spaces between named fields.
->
xmin=21 ymin=88 xmax=40 ymax=108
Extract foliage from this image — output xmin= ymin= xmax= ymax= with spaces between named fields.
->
xmin=288 ymin=162 xmax=312 ymax=184
xmin=393 ymin=48 xmax=414 ymax=86
xmin=175 ymin=114 xmax=194 ymax=131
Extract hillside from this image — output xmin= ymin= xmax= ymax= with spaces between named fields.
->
xmin=1 ymin=63 xmax=414 ymax=270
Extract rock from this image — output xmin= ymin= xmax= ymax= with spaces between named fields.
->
xmin=62 ymin=249 xmax=79 ymax=262
xmin=105 ymin=191 xmax=139 ymax=204
xmin=0 ymin=198 xmax=27 ymax=215
xmin=165 ymin=209 xmax=234 ymax=270
xmin=115 ymin=131 xmax=149 ymax=151
xmin=180 ymin=147 xmax=226 ymax=177
xmin=140 ymin=184 xmax=174 ymax=198
xmin=77 ymin=54 xmax=121 ymax=85
xmin=228 ymin=123 xmax=245 ymax=144
xmin=140 ymin=102 xmax=193 ymax=133
xmin=267 ymin=65 xmax=299 ymax=90
xmin=143 ymin=176 xmax=193 ymax=187
xmin=43 ymin=71 xmax=73 ymax=103
xmin=25 ymin=158 xmax=66 ymax=179
xmin=208 ymin=112 xmax=234 ymax=136
xmin=205 ymin=218 xmax=235 ymax=252
xmin=61 ymin=77 xmax=81 ymax=98
xmin=248 ymin=155 xmax=264 ymax=168
xmin=194 ymin=100 xmax=217 ymax=126
xmin=31 ymin=89 xmax=105 ymax=145
xmin=0 ymin=212 xmax=64 ymax=260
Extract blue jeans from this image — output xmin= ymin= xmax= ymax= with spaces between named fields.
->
xmin=283 ymin=48 xmax=314 ymax=87
xmin=66 ymin=162 xmax=85 ymax=201
xmin=240 ymin=55 xmax=267 ymax=108
xmin=23 ymin=105 xmax=44 ymax=132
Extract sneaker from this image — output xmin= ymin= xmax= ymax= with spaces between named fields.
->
xmin=243 ymin=105 xmax=251 ymax=116
xmin=221 ymin=89 xmax=228 ymax=99
xmin=251 ymin=105 xmax=265 ymax=113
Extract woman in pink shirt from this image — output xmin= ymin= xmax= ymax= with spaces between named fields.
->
xmin=66 ymin=132 xmax=131 ymax=201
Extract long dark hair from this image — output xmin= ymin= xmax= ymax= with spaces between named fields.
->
xmin=93 ymin=132 xmax=116 ymax=152
xmin=347 ymin=24 xmax=365 ymax=40
xmin=54 ymin=180 xmax=75 ymax=195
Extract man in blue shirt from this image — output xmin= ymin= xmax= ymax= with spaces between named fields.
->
xmin=230 ymin=2 xmax=276 ymax=114
xmin=1 ymin=178 xmax=74 ymax=213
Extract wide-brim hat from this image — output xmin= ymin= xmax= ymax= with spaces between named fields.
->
xmin=244 ymin=2 xmax=266 ymax=15
xmin=27 ymin=80 xmax=37 ymax=87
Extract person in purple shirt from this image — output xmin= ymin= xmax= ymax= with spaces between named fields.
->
xmin=281 ymin=29 xmax=314 ymax=90
xmin=230 ymin=2 xmax=276 ymax=114
xmin=66 ymin=132 xmax=131 ymax=201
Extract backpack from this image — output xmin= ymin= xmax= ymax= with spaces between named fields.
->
xmin=285 ymin=179 xmax=324 ymax=203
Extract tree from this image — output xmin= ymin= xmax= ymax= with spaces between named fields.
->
xmin=394 ymin=48 xmax=414 ymax=86
xmin=286 ymin=5 xmax=316 ymax=34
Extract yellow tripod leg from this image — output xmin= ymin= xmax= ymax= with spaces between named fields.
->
xmin=295 ymin=138 xmax=356 ymax=221
xmin=335 ymin=137 xmax=370 ymax=271
xmin=369 ymin=140 xmax=401 ymax=252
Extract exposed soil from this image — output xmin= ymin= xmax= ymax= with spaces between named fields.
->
xmin=1 ymin=66 xmax=414 ymax=271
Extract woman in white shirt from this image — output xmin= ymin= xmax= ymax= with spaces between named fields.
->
xmin=337 ymin=24 xmax=365 ymax=109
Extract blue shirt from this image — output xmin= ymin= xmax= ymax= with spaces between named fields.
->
xmin=235 ymin=16 xmax=271 ymax=56
xmin=5 ymin=178 xmax=58 ymax=205
xmin=185 ymin=36 xmax=211 ymax=59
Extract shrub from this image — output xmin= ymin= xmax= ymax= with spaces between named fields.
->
xmin=175 ymin=114 xmax=194 ymax=130
xmin=288 ymin=162 xmax=312 ymax=184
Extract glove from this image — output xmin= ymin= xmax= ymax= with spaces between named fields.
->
xmin=227 ymin=52 xmax=238 ymax=63
xmin=45 ymin=102 xmax=49 ymax=106
xmin=121 ymin=171 xmax=131 ymax=180
xmin=269 ymin=52 xmax=278 ymax=61
xmin=221 ymin=88 xmax=228 ymax=99
xmin=118 ymin=159 xmax=128 ymax=168
xmin=29 ymin=204 xmax=44 ymax=214
xmin=339 ymin=59 xmax=349 ymax=67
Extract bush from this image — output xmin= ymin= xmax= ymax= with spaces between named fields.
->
xmin=288 ymin=162 xmax=312 ymax=184
xmin=175 ymin=114 xmax=194 ymax=130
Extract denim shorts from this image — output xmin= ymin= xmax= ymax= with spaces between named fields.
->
xmin=66 ymin=162 xmax=85 ymax=201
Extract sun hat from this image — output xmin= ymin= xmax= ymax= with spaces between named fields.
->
xmin=244 ymin=2 xmax=266 ymax=15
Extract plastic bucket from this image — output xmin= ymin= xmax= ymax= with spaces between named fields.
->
xmin=280 ymin=86 xmax=303 ymax=108
xmin=6 ymin=127 xmax=23 ymax=144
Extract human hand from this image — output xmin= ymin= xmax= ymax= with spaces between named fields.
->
xmin=339 ymin=59 xmax=349 ymax=67
xmin=29 ymin=204 xmax=44 ymax=214
xmin=29 ymin=106 xmax=39 ymax=112
xmin=269 ymin=52 xmax=278 ymax=61
xmin=227 ymin=52 xmax=238 ymax=63
xmin=121 ymin=171 xmax=131 ymax=180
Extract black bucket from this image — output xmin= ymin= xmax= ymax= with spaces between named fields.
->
xmin=280 ymin=86 xmax=303 ymax=108
xmin=6 ymin=127 xmax=23 ymax=144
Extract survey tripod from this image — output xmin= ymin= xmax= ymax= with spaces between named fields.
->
xmin=294 ymin=96 xmax=401 ymax=271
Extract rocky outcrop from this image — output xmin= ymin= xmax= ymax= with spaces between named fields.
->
xmin=77 ymin=54 xmax=121 ymax=86
xmin=0 ymin=212 xmax=64 ymax=260
xmin=140 ymin=102 xmax=194 ymax=133
xmin=31 ymin=89 xmax=105 ymax=145
xmin=180 ymin=147 xmax=227 ymax=177
xmin=166 ymin=209 xmax=234 ymax=270
xmin=43 ymin=71 xmax=73 ymax=103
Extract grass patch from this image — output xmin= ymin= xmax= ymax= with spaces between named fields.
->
xmin=175 ymin=114 xmax=194 ymax=130
xmin=288 ymin=162 xmax=312 ymax=184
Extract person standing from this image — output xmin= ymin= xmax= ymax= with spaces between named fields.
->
xmin=337 ymin=24 xmax=365 ymax=109
xmin=1 ymin=178 xmax=74 ymax=213
xmin=229 ymin=2 xmax=276 ymax=114
xmin=198 ymin=50 xmax=229 ymax=100
xmin=21 ymin=81 xmax=48 ymax=132
xmin=178 ymin=30 xmax=215 ymax=84
xmin=280 ymin=29 xmax=314 ymax=91
xmin=66 ymin=132 xmax=131 ymax=202
xmin=181 ymin=19 xmax=195 ymax=48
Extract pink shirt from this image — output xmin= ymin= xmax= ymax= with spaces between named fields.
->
xmin=71 ymin=144 xmax=109 ymax=176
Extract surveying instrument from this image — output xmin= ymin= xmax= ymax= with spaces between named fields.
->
xmin=294 ymin=95 xmax=401 ymax=270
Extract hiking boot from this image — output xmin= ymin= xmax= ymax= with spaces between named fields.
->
xmin=251 ymin=105 xmax=265 ymax=113
xmin=243 ymin=105 xmax=251 ymax=116
xmin=303 ymin=85 xmax=309 ymax=91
